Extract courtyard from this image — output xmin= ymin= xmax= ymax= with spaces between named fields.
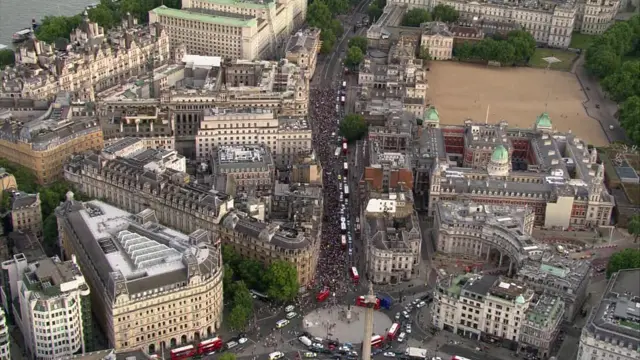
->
xmin=426 ymin=62 xmax=609 ymax=146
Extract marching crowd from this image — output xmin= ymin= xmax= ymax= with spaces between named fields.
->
xmin=309 ymin=86 xmax=354 ymax=302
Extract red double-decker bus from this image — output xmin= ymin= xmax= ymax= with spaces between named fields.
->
xmin=170 ymin=345 xmax=197 ymax=360
xmin=198 ymin=337 xmax=223 ymax=354
xmin=341 ymin=235 xmax=347 ymax=249
xmin=316 ymin=288 xmax=330 ymax=302
xmin=350 ymin=267 xmax=359 ymax=284
xmin=371 ymin=335 xmax=384 ymax=347
xmin=387 ymin=323 xmax=400 ymax=340
xmin=355 ymin=296 xmax=380 ymax=309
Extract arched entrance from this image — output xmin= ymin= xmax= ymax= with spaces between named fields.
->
xmin=181 ymin=335 xmax=187 ymax=344
xmin=207 ymin=326 xmax=213 ymax=337
xmin=148 ymin=344 xmax=156 ymax=354
xmin=194 ymin=332 xmax=200 ymax=341
xmin=170 ymin=338 xmax=177 ymax=348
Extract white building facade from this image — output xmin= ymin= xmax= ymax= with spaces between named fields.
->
xmin=1 ymin=254 xmax=90 ymax=359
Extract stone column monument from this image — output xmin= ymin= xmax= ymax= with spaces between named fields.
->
xmin=362 ymin=281 xmax=377 ymax=360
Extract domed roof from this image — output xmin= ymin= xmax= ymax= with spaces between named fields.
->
xmin=424 ymin=107 xmax=439 ymax=122
xmin=491 ymin=145 xmax=509 ymax=162
xmin=536 ymin=112 xmax=552 ymax=128
xmin=516 ymin=295 xmax=525 ymax=304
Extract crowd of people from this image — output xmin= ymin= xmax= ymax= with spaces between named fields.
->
xmin=308 ymin=86 xmax=354 ymax=301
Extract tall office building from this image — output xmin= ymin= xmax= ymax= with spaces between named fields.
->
xmin=1 ymin=254 xmax=91 ymax=359
xmin=55 ymin=194 xmax=224 ymax=352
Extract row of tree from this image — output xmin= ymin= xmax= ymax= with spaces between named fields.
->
xmin=34 ymin=0 xmax=181 ymax=44
xmin=453 ymin=30 xmax=536 ymax=65
xmin=222 ymin=245 xmax=299 ymax=330
xmin=401 ymin=5 xmax=459 ymax=27
xmin=345 ymin=36 xmax=367 ymax=68
xmin=584 ymin=15 xmax=640 ymax=145
xmin=307 ymin=0 xmax=348 ymax=53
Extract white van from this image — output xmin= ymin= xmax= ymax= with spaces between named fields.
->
xmin=286 ymin=312 xmax=297 ymax=319
xmin=285 ymin=305 xmax=295 ymax=312
xmin=276 ymin=319 xmax=290 ymax=328
xmin=397 ymin=332 xmax=406 ymax=342
xmin=269 ymin=351 xmax=285 ymax=360
xmin=299 ymin=336 xmax=312 ymax=347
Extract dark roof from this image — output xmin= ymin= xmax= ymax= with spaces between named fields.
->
xmin=462 ymin=275 xmax=497 ymax=297
xmin=11 ymin=193 xmax=39 ymax=210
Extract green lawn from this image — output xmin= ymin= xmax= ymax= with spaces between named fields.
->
xmin=529 ymin=48 xmax=578 ymax=71
xmin=569 ymin=32 xmax=595 ymax=50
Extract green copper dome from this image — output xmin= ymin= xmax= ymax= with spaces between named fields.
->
xmin=536 ymin=112 xmax=552 ymax=128
xmin=424 ymin=107 xmax=440 ymax=122
xmin=516 ymin=295 xmax=526 ymax=304
xmin=491 ymin=145 xmax=509 ymax=162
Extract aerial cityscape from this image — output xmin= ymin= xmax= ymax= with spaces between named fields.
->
xmin=0 ymin=0 xmax=638 ymax=359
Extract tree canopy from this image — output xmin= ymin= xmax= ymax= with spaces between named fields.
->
xmin=345 ymin=46 xmax=364 ymax=68
xmin=584 ymin=15 xmax=640 ymax=145
xmin=34 ymin=0 xmax=182 ymax=43
xmin=367 ymin=0 xmax=386 ymax=24
xmin=0 ymin=49 xmax=15 ymax=70
xmin=453 ymin=30 xmax=535 ymax=65
xmin=340 ymin=114 xmax=368 ymax=142
xmin=348 ymin=36 xmax=368 ymax=53
xmin=264 ymin=260 xmax=300 ymax=302
xmin=606 ymin=248 xmax=640 ymax=278
xmin=402 ymin=8 xmax=432 ymax=27
xmin=307 ymin=0 xmax=348 ymax=53
xmin=431 ymin=4 xmax=459 ymax=23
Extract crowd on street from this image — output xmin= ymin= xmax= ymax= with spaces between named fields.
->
xmin=307 ymin=86 xmax=354 ymax=305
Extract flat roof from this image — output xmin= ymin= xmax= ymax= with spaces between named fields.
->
xmin=151 ymin=6 xmax=258 ymax=27
xmin=198 ymin=0 xmax=276 ymax=9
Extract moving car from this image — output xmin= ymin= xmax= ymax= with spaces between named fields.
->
xmin=238 ymin=337 xmax=248 ymax=344
xmin=286 ymin=312 xmax=297 ymax=319
xmin=276 ymin=319 xmax=290 ymax=328
xmin=406 ymin=324 xmax=412 ymax=334
xmin=402 ymin=311 xmax=409 ymax=319
xmin=285 ymin=305 xmax=295 ymax=312
xmin=384 ymin=352 xmax=396 ymax=357
xmin=269 ymin=351 xmax=285 ymax=360
xmin=417 ymin=301 xmax=426 ymax=308
xmin=304 ymin=352 xmax=318 ymax=358
xmin=397 ymin=332 xmax=406 ymax=342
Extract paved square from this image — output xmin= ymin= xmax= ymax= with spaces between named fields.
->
xmin=302 ymin=306 xmax=393 ymax=343
xmin=426 ymin=62 xmax=608 ymax=146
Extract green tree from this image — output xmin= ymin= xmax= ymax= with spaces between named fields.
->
xmin=219 ymin=354 xmax=237 ymax=360
xmin=367 ymin=4 xmax=383 ymax=23
xmin=601 ymin=61 xmax=640 ymax=102
xmin=454 ymin=42 xmax=474 ymax=61
xmin=586 ymin=46 xmax=621 ymax=78
xmin=264 ymin=260 xmax=299 ymax=302
xmin=506 ymin=30 xmax=535 ymax=63
xmin=402 ymin=8 xmax=431 ymax=27
xmin=42 ymin=214 xmax=59 ymax=254
xmin=619 ymin=96 xmax=640 ymax=145
xmin=88 ymin=4 xmax=118 ymax=29
xmin=0 ymin=160 xmax=38 ymax=193
xmin=236 ymin=259 xmax=265 ymax=290
xmin=348 ymin=36 xmax=368 ymax=53
xmin=345 ymin=46 xmax=364 ymax=68
xmin=223 ymin=263 xmax=235 ymax=295
xmin=232 ymin=281 xmax=254 ymax=311
xmin=0 ymin=195 xmax=11 ymax=213
xmin=339 ymin=113 xmax=368 ymax=142
xmin=320 ymin=30 xmax=337 ymax=53
xmin=606 ymin=248 xmax=640 ymax=278
xmin=227 ymin=304 xmax=249 ymax=330
xmin=628 ymin=215 xmax=640 ymax=243
xmin=431 ymin=4 xmax=459 ymax=23
xmin=307 ymin=0 xmax=333 ymax=29
xmin=0 ymin=49 xmax=15 ymax=70
xmin=35 ymin=15 xmax=83 ymax=43
xmin=326 ymin=0 xmax=350 ymax=15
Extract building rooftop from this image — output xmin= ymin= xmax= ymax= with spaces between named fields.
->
xmin=150 ymin=6 xmax=258 ymax=27
xmin=286 ymin=28 xmax=321 ymax=54
xmin=57 ymin=200 xmax=221 ymax=299
xmin=7 ymin=230 xmax=46 ymax=262
xmin=517 ymin=252 xmax=591 ymax=295
xmin=214 ymin=145 xmax=274 ymax=171
xmin=22 ymin=256 xmax=87 ymax=299
xmin=62 ymin=348 xmax=153 ymax=360
xmin=11 ymin=192 xmax=39 ymax=210
xmin=584 ymin=268 xmax=640 ymax=350
xmin=526 ymin=295 xmax=564 ymax=328
xmin=0 ymin=93 xmax=100 ymax=151
xmin=222 ymin=211 xmax=312 ymax=250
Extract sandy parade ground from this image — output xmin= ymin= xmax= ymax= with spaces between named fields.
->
xmin=426 ymin=62 xmax=609 ymax=147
